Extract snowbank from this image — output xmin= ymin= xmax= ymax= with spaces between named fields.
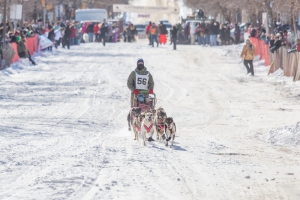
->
xmin=268 ymin=122 xmax=300 ymax=147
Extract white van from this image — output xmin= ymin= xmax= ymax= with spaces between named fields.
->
xmin=75 ymin=9 xmax=108 ymax=22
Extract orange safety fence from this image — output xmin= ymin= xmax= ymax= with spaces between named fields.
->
xmin=11 ymin=43 xmax=20 ymax=63
xmin=249 ymin=37 xmax=271 ymax=66
xmin=11 ymin=34 xmax=39 ymax=63
xmin=249 ymin=37 xmax=260 ymax=56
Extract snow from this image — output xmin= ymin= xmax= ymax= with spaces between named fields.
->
xmin=268 ymin=122 xmax=300 ymax=147
xmin=1 ymin=41 xmax=300 ymax=199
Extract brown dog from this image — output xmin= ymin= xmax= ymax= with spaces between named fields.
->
xmin=132 ymin=113 xmax=144 ymax=140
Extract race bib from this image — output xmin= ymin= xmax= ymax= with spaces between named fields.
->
xmin=135 ymin=72 xmax=149 ymax=90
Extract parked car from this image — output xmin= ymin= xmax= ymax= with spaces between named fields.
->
xmin=134 ymin=24 xmax=146 ymax=33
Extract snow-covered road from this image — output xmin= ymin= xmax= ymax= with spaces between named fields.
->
xmin=1 ymin=42 xmax=300 ymax=200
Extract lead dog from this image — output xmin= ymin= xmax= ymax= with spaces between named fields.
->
xmin=140 ymin=112 xmax=155 ymax=146
xmin=127 ymin=107 xmax=142 ymax=131
xmin=154 ymin=107 xmax=167 ymax=141
xmin=132 ymin=113 xmax=144 ymax=140
xmin=164 ymin=117 xmax=176 ymax=147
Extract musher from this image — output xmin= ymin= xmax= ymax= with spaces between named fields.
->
xmin=127 ymin=58 xmax=155 ymax=107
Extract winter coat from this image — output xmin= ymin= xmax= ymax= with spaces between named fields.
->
xmin=207 ymin=24 xmax=214 ymax=35
xmin=82 ymin=24 xmax=87 ymax=34
xmin=212 ymin=24 xmax=219 ymax=35
xmin=225 ymin=27 xmax=230 ymax=40
xmin=150 ymin=26 xmax=159 ymax=35
xmin=240 ymin=44 xmax=256 ymax=60
xmin=100 ymin=23 xmax=108 ymax=36
xmin=126 ymin=27 xmax=132 ymax=37
xmin=234 ymin=26 xmax=240 ymax=37
xmin=17 ymin=41 xmax=28 ymax=58
xmin=87 ymin=24 xmax=94 ymax=33
xmin=70 ymin=27 xmax=76 ymax=38
xmin=220 ymin=28 xmax=226 ymax=40
xmin=171 ymin=27 xmax=178 ymax=39
xmin=159 ymin=24 xmax=167 ymax=35
xmin=48 ymin=29 xmax=55 ymax=41
xmin=146 ymin=24 xmax=151 ymax=34
xmin=127 ymin=67 xmax=154 ymax=91
xmin=94 ymin=24 xmax=100 ymax=34
xmin=64 ymin=26 xmax=71 ymax=38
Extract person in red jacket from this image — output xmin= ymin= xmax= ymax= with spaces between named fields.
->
xmin=145 ymin=21 xmax=152 ymax=45
xmin=94 ymin=22 xmax=100 ymax=42
xmin=70 ymin=25 xmax=76 ymax=45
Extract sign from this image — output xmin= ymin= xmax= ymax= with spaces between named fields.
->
xmin=48 ymin=12 xmax=54 ymax=21
xmin=113 ymin=4 xmax=179 ymax=14
xmin=55 ymin=5 xmax=64 ymax=19
xmin=10 ymin=4 xmax=22 ymax=20
xmin=138 ymin=14 xmax=150 ymax=18
xmin=39 ymin=35 xmax=53 ymax=50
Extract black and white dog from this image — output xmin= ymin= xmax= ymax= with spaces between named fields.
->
xmin=154 ymin=107 xmax=167 ymax=141
xmin=127 ymin=107 xmax=142 ymax=131
xmin=164 ymin=117 xmax=176 ymax=147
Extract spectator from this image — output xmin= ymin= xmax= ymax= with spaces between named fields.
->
xmin=219 ymin=24 xmax=226 ymax=45
xmin=260 ymin=32 xmax=266 ymax=41
xmin=70 ymin=24 xmax=76 ymax=45
xmin=87 ymin=22 xmax=94 ymax=42
xmin=94 ymin=22 xmax=100 ymax=42
xmin=240 ymin=39 xmax=256 ymax=76
xmin=47 ymin=25 xmax=55 ymax=51
xmin=150 ymin=23 xmax=159 ymax=47
xmin=126 ymin=24 xmax=132 ymax=43
xmin=171 ymin=25 xmax=178 ymax=50
xmin=13 ymin=36 xmax=36 ymax=65
xmin=54 ymin=27 xmax=63 ymax=49
xmin=146 ymin=22 xmax=152 ymax=45
xmin=100 ymin=19 xmax=108 ymax=46
xmin=159 ymin=22 xmax=167 ymax=45
xmin=63 ymin=21 xmax=71 ymax=49
xmin=234 ymin=23 xmax=240 ymax=44
xmin=269 ymin=34 xmax=275 ymax=48
xmin=224 ymin=25 xmax=231 ymax=45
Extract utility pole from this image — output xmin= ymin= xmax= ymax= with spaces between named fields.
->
xmin=34 ymin=0 xmax=37 ymax=23
xmin=2 ymin=0 xmax=7 ymax=49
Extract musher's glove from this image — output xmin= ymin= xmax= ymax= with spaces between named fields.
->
xmin=133 ymin=89 xmax=140 ymax=95
xmin=149 ymin=89 xmax=154 ymax=94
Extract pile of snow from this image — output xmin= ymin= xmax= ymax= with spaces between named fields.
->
xmin=268 ymin=122 xmax=300 ymax=147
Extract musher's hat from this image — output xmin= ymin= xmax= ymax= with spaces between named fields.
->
xmin=137 ymin=58 xmax=144 ymax=64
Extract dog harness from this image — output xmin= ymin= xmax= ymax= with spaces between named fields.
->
xmin=136 ymin=124 xmax=141 ymax=131
xmin=158 ymin=123 xmax=165 ymax=131
xmin=135 ymin=72 xmax=149 ymax=90
xmin=143 ymin=124 xmax=153 ymax=133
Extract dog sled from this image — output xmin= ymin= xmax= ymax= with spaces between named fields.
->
xmin=132 ymin=90 xmax=157 ymax=112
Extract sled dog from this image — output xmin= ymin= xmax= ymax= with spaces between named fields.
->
xmin=164 ymin=117 xmax=176 ymax=147
xmin=141 ymin=112 xmax=155 ymax=146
